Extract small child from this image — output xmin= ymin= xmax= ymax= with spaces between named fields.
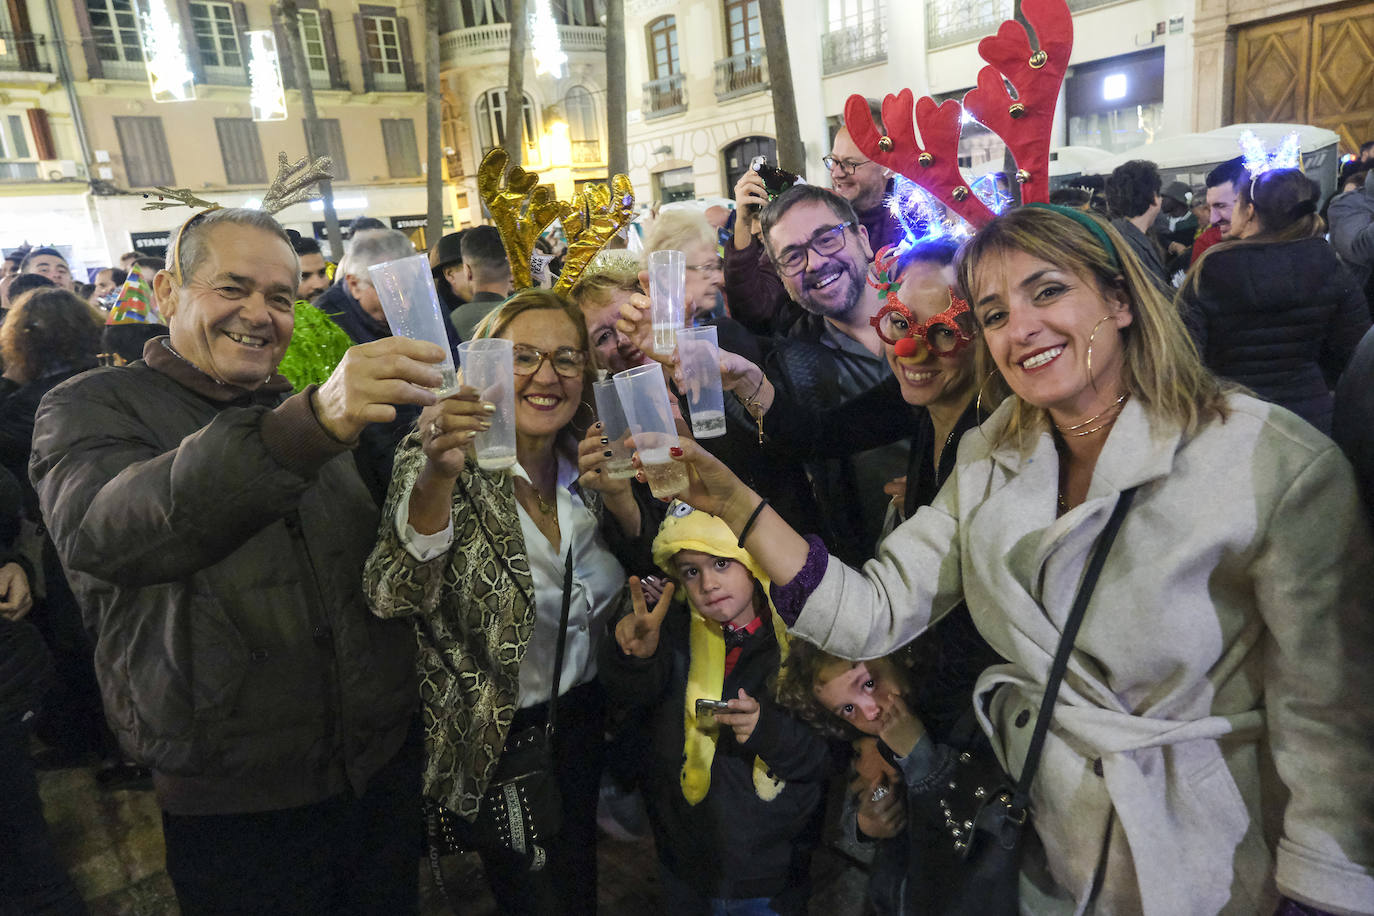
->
xmin=599 ymin=502 xmax=831 ymax=916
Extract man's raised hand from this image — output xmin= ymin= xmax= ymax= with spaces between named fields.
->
xmin=615 ymin=574 xmax=675 ymax=659
xmin=312 ymin=337 xmax=446 ymax=443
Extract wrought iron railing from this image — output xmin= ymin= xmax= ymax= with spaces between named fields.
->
xmin=642 ymin=73 xmax=687 ymax=119
xmin=822 ymin=19 xmax=887 ymax=74
xmin=925 ymin=0 xmax=1012 ymax=49
xmin=714 ymin=48 xmax=767 ymax=101
xmin=0 ymin=161 xmax=41 ymax=181
xmin=0 ymin=31 xmax=52 ymax=73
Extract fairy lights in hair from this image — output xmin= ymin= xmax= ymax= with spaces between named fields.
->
xmin=886 ymin=177 xmax=959 ymax=246
xmin=1238 ymin=130 xmax=1302 ymax=178
xmin=971 ymin=173 xmax=1015 ymax=215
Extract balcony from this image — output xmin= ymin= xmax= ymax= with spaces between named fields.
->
xmin=926 ymin=0 xmax=1012 ymax=49
xmin=370 ymin=70 xmax=407 ymax=92
xmin=822 ymin=19 xmax=887 ymax=75
xmin=571 ymin=139 xmax=601 ymax=164
xmin=0 ymin=161 xmax=40 ymax=181
xmin=714 ymin=49 xmax=768 ymax=101
xmin=440 ymin=23 xmax=604 ymax=65
xmin=0 ymin=32 xmax=52 ymax=74
xmin=642 ymin=73 xmax=687 ymax=120
xmin=203 ymin=63 xmax=248 ymax=86
xmin=99 ymin=57 xmax=148 ymax=81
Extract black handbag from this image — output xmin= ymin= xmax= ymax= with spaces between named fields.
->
xmin=425 ymin=547 xmax=575 ymax=873
xmin=903 ymin=488 xmax=1137 ymax=915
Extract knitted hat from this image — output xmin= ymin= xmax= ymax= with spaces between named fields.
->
xmin=652 ymin=501 xmax=789 ymax=805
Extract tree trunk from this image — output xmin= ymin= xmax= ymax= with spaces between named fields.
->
xmin=280 ymin=0 xmax=342 ymax=261
xmin=604 ymin=0 xmax=627 ymax=177
xmin=425 ymin=0 xmax=443 ymax=247
xmin=758 ymin=0 xmax=803 ymax=171
xmin=503 ymin=0 xmax=528 ymax=165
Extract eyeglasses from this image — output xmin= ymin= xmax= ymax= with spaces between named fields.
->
xmin=774 ymin=222 xmax=854 ymax=277
xmin=869 ymin=293 xmax=974 ymax=356
xmin=512 ymin=344 xmax=588 ymax=378
xmin=822 ymin=155 xmax=871 ymax=176
xmin=686 ymin=258 xmax=725 ymax=274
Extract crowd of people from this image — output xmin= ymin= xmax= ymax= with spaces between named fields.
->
xmin=1 ymin=116 xmax=1373 ymax=916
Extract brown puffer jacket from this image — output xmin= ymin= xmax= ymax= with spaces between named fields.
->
xmin=30 ymin=340 xmax=417 ymax=816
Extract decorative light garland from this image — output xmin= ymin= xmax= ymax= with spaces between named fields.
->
xmin=886 ymin=176 xmax=972 ymax=248
xmin=247 ymin=31 xmax=287 ymax=122
xmin=1238 ymin=129 xmax=1303 ymax=178
xmin=140 ymin=0 xmax=195 ymax=102
xmin=530 ymin=0 xmax=567 ymax=77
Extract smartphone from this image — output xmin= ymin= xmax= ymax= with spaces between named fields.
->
xmin=695 ymin=698 xmax=733 ymax=717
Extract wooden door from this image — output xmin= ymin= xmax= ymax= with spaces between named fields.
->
xmin=1233 ymin=3 xmax=1374 ymax=153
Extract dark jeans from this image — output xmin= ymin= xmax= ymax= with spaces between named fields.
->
xmin=0 ymin=720 xmax=87 ymax=916
xmin=478 ymin=681 xmax=606 ymax=916
xmin=162 ymin=725 xmax=421 ymax=916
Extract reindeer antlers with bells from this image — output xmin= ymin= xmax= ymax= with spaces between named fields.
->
xmin=476 ymin=147 xmax=637 ymax=296
xmin=843 ymin=0 xmax=1072 ymax=232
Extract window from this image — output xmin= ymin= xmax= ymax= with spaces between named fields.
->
xmin=564 ymin=86 xmax=599 ymax=164
xmin=827 ymin=0 xmax=880 ymax=31
xmin=476 ymin=88 xmax=536 ymax=154
xmin=88 ymin=0 xmax=142 ymax=63
xmin=297 ymin=9 xmax=329 ymax=75
xmin=215 ymin=118 xmax=266 ymax=184
xmin=723 ymin=0 xmax=761 ymax=56
xmin=722 ymin=135 xmax=776 ymax=192
xmin=558 ymin=0 xmax=601 ymax=25
xmin=190 ymin=2 xmax=242 ymax=68
xmin=654 ymin=166 xmax=694 ymax=204
xmin=114 ymin=116 xmax=175 ymax=187
xmin=304 ymin=118 xmax=348 ymax=180
xmin=647 ymin=16 xmax=679 ymax=79
xmin=362 ymin=15 xmax=403 ymax=75
xmin=1 ymin=115 xmax=30 ymax=159
xmin=381 ymin=119 xmax=421 ymax=178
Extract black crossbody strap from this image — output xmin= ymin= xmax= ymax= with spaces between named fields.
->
xmin=545 ymin=547 xmax=575 ymax=739
xmin=1013 ymin=486 xmax=1137 ymax=807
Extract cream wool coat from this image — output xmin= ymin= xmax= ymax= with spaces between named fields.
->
xmin=791 ymin=394 xmax=1374 ymax=915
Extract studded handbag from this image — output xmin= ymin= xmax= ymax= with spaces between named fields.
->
xmin=425 ymin=548 xmax=575 ymax=873
xmin=902 ymin=488 xmax=1137 ymax=915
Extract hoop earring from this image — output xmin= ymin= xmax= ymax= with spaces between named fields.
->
xmin=1084 ymin=315 xmax=1115 ymax=393
xmin=973 ymin=369 xmax=1002 ymax=443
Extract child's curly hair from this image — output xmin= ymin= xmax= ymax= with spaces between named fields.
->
xmin=775 ymin=638 xmax=928 ymax=741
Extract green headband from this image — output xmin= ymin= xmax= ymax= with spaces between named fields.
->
xmin=1025 ymin=203 xmax=1121 ymax=270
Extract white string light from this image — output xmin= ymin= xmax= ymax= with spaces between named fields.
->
xmin=247 ymin=31 xmax=287 ymax=121
xmin=530 ymin=0 xmax=567 ymax=77
xmin=140 ymin=0 xmax=195 ymax=102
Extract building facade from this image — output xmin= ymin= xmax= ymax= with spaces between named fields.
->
xmin=1 ymin=0 xmax=430 ymax=273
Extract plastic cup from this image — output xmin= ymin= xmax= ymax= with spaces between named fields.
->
xmin=457 ymin=338 xmax=517 ymax=471
xmin=612 ymin=363 xmax=687 ymax=499
xmin=677 ymin=325 xmax=726 ymax=439
xmin=648 ymin=249 xmax=686 ymax=356
xmin=367 ymin=253 xmax=458 ymax=395
xmin=593 ymin=379 xmax=638 ymax=479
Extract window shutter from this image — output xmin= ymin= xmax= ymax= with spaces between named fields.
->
xmin=318 ymin=8 xmax=344 ymax=89
xmin=304 ymin=119 xmax=348 ymax=180
xmin=397 ymin=15 xmax=419 ymax=91
xmin=215 ymin=118 xmax=267 ymax=184
xmin=27 ymin=109 xmax=56 ymax=160
xmin=270 ymin=5 xmax=297 ymax=89
xmin=72 ymin=0 xmax=105 ymax=78
xmin=381 ymin=119 xmax=420 ymax=177
xmin=176 ymin=0 xmax=205 ymax=82
xmin=353 ymin=14 xmax=374 ymax=93
xmin=115 ymin=116 xmax=176 ymax=187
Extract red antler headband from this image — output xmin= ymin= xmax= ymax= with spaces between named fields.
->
xmin=843 ymin=0 xmax=1073 ymax=228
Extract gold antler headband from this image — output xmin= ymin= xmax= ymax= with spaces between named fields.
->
xmin=477 ymin=148 xmax=573 ymax=289
xmin=553 ymin=175 xmax=636 ymax=295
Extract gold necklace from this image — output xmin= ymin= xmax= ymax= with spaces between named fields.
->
xmin=1053 ymin=393 xmax=1128 ymax=438
xmin=518 ymin=478 xmax=557 ymax=516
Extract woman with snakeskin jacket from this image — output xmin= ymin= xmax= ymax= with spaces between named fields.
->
xmin=363 ymin=290 xmax=660 ymax=915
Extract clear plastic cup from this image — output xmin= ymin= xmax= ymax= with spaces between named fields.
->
xmin=647 ymin=249 xmax=686 ymax=356
xmin=676 ymin=325 xmax=726 ymax=439
xmin=592 ymin=378 xmax=638 ymax=479
xmin=367 ymin=253 xmax=458 ymax=395
xmin=612 ymin=363 xmax=687 ymax=499
xmin=457 ymin=338 xmax=517 ymax=471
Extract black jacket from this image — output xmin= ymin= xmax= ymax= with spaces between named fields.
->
xmin=1180 ymin=237 xmax=1371 ymax=434
xmin=1334 ymin=326 xmax=1374 ymax=523
xmin=30 ymin=339 xmax=417 ymax=815
xmin=599 ymin=605 xmax=830 ymax=905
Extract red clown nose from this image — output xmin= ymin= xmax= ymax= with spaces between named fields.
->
xmin=894 ymin=337 xmax=920 ymax=359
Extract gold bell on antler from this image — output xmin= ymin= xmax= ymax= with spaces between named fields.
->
xmin=1009 ymin=103 xmax=1027 ymax=119
xmin=919 ymin=152 xmax=934 ymax=167
xmin=1029 ymin=50 xmax=1048 ymax=69
xmin=1015 ymin=169 xmax=1031 ymax=183
xmin=952 ymin=186 xmax=970 ymax=201
xmin=878 ymin=135 xmax=894 ymax=152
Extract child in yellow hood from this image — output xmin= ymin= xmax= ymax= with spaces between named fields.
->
xmin=599 ymin=501 xmax=832 ymax=916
